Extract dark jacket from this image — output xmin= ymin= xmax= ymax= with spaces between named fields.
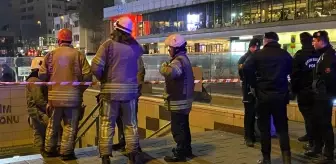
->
xmin=291 ymin=45 xmax=320 ymax=94
xmin=238 ymin=50 xmax=254 ymax=103
xmin=313 ymin=44 xmax=336 ymax=98
xmin=243 ymin=42 xmax=293 ymax=102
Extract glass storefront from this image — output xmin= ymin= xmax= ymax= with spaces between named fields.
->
xmin=139 ymin=0 xmax=336 ymax=36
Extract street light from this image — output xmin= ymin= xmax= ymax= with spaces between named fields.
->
xmin=37 ymin=21 xmax=41 ymax=28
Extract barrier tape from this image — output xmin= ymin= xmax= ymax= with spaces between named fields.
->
xmin=0 ymin=78 xmax=241 ymax=86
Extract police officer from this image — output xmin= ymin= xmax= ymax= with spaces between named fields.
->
xmin=39 ymin=28 xmax=92 ymax=160
xmin=27 ymin=57 xmax=48 ymax=153
xmin=238 ymin=38 xmax=261 ymax=147
xmin=244 ymin=32 xmax=292 ymax=164
xmin=305 ymin=30 xmax=336 ymax=163
xmin=91 ymin=17 xmax=143 ymax=164
xmin=290 ymin=32 xmax=320 ymax=150
xmin=112 ymin=57 xmax=145 ymax=152
xmin=160 ymin=34 xmax=195 ymax=162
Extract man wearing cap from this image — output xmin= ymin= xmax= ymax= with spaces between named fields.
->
xmin=238 ymin=38 xmax=261 ymax=147
xmin=290 ymin=32 xmax=320 ymax=151
xmin=305 ymin=30 xmax=336 ymax=163
xmin=39 ymin=28 xmax=92 ymax=160
xmin=92 ymin=17 xmax=143 ymax=164
xmin=244 ymin=32 xmax=292 ymax=164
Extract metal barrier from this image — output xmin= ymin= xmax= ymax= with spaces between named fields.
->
xmin=146 ymin=121 xmax=171 ymax=139
xmin=75 ymin=104 xmax=100 ymax=148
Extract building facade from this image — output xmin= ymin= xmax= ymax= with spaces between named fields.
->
xmin=0 ymin=32 xmax=15 ymax=57
xmin=10 ymin=0 xmax=81 ymax=51
xmin=104 ymin=0 xmax=336 ymax=54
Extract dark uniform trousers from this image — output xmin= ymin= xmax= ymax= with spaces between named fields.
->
xmin=297 ymin=91 xmax=315 ymax=143
xmin=45 ymin=108 xmax=80 ymax=155
xmin=312 ymin=95 xmax=334 ymax=156
xmin=171 ymin=110 xmax=192 ymax=154
xmin=98 ymin=99 xmax=140 ymax=156
xmin=243 ymin=101 xmax=256 ymax=140
xmin=257 ymin=99 xmax=290 ymax=159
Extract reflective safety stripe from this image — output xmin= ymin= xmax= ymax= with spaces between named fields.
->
xmin=48 ymin=91 xmax=80 ymax=101
xmin=164 ymin=99 xmax=193 ymax=111
xmin=101 ymin=83 xmax=138 ymax=94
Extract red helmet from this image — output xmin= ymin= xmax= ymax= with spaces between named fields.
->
xmin=58 ymin=28 xmax=72 ymax=42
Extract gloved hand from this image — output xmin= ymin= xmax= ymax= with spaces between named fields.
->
xmin=95 ymin=94 xmax=100 ymax=103
xmin=159 ymin=61 xmax=169 ymax=74
xmin=46 ymin=103 xmax=53 ymax=117
xmin=248 ymin=87 xmax=256 ymax=97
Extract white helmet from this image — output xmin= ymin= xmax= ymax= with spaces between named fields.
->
xmin=164 ymin=34 xmax=187 ymax=48
xmin=31 ymin=57 xmax=44 ymax=70
xmin=114 ymin=17 xmax=133 ymax=34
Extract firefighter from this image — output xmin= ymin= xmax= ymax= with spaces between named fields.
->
xmin=290 ymin=32 xmax=320 ymax=150
xmin=238 ymin=38 xmax=261 ymax=147
xmin=244 ymin=32 xmax=292 ymax=164
xmin=305 ymin=30 xmax=336 ymax=163
xmin=160 ymin=34 xmax=195 ymax=162
xmin=27 ymin=57 xmax=48 ymax=153
xmin=39 ymin=28 xmax=92 ymax=160
xmin=91 ymin=17 xmax=143 ymax=164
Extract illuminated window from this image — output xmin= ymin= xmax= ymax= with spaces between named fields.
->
xmin=187 ymin=14 xmax=200 ymax=31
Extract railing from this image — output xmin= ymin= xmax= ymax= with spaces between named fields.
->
xmin=75 ymin=104 xmax=100 ymax=148
xmin=146 ymin=121 xmax=171 ymax=139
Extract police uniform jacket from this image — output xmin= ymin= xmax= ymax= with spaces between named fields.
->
xmin=238 ymin=50 xmax=254 ymax=103
xmin=243 ymin=41 xmax=293 ymax=102
xmin=291 ymin=45 xmax=320 ymax=94
xmin=314 ymin=44 xmax=336 ymax=98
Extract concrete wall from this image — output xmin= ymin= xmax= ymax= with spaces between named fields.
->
xmin=0 ymin=85 xmax=32 ymax=156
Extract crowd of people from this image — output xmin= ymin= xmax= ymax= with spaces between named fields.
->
xmin=26 ymin=16 xmax=195 ymax=164
xmin=239 ymin=30 xmax=336 ymax=164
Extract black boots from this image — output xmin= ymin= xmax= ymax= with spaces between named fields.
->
xmin=61 ymin=153 xmax=77 ymax=161
xmin=245 ymin=139 xmax=255 ymax=147
xmin=282 ymin=151 xmax=291 ymax=164
xmin=128 ymin=152 xmax=143 ymax=164
xmin=164 ymin=148 xmax=192 ymax=162
xmin=101 ymin=155 xmax=111 ymax=164
xmin=298 ymin=134 xmax=309 ymax=142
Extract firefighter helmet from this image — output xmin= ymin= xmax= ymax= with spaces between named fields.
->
xmin=114 ymin=17 xmax=133 ymax=34
xmin=164 ymin=34 xmax=187 ymax=48
xmin=57 ymin=28 xmax=73 ymax=42
xmin=31 ymin=57 xmax=44 ymax=70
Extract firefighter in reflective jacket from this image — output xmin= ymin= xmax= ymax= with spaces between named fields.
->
xmin=160 ymin=34 xmax=195 ymax=162
xmin=91 ymin=17 xmax=143 ymax=164
xmin=39 ymin=28 xmax=92 ymax=160
xmin=27 ymin=57 xmax=48 ymax=153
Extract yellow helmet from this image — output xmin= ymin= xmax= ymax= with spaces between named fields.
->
xmin=31 ymin=57 xmax=44 ymax=70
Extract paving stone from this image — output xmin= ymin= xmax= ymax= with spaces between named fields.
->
xmin=0 ymin=131 xmax=309 ymax=164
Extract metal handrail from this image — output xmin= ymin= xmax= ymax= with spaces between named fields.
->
xmin=75 ymin=103 xmax=100 ymax=148
xmin=146 ymin=121 xmax=171 ymax=139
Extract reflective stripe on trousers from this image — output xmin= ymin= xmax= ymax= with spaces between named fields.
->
xmin=98 ymin=99 xmax=140 ymax=156
xmin=48 ymin=91 xmax=81 ymax=101
xmin=101 ymin=83 xmax=138 ymax=94
xmin=45 ymin=107 xmax=80 ymax=155
xmin=164 ymin=99 xmax=193 ymax=111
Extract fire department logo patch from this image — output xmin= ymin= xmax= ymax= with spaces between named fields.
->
xmin=325 ymin=68 xmax=331 ymax=73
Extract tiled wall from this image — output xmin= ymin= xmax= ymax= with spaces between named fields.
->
xmin=0 ymin=86 xmax=33 ymax=156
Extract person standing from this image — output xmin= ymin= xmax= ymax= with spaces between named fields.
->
xmin=305 ymin=30 xmax=336 ymax=163
xmin=160 ymin=34 xmax=195 ymax=162
xmin=244 ymin=32 xmax=292 ymax=164
xmin=290 ymin=32 xmax=320 ymax=150
xmin=39 ymin=28 xmax=92 ymax=160
xmin=91 ymin=17 xmax=143 ymax=164
xmin=26 ymin=57 xmax=49 ymax=153
xmin=238 ymin=38 xmax=261 ymax=147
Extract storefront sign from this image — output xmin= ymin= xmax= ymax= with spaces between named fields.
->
xmin=0 ymin=104 xmax=19 ymax=125
xmin=17 ymin=67 xmax=30 ymax=77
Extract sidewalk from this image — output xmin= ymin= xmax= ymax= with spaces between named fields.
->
xmin=1 ymin=130 xmax=306 ymax=164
